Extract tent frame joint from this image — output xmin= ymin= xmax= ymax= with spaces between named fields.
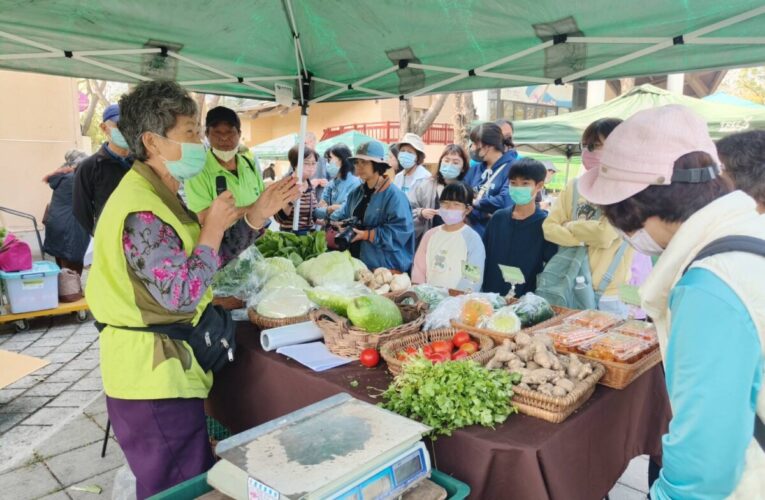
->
xmin=64 ymin=50 xmax=72 ymax=58
xmin=553 ymin=34 xmax=568 ymax=45
xmin=673 ymin=35 xmax=685 ymax=45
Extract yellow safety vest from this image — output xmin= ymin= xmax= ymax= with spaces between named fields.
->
xmin=86 ymin=161 xmax=213 ymax=400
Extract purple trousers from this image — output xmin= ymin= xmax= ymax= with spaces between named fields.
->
xmin=106 ymin=396 xmax=215 ymax=499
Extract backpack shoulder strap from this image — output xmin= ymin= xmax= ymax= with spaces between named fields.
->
xmin=683 ymin=234 xmax=765 ymax=452
xmin=683 ymin=236 xmax=765 ymax=275
xmin=595 ymin=240 xmax=629 ymax=296
xmin=571 ymin=179 xmax=580 ymax=220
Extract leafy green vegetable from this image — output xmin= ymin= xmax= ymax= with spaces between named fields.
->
xmin=212 ymin=245 xmax=261 ymax=298
xmin=382 ymin=358 xmax=520 ymax=437
xmin=510 ymin=292 xmax=555 ymax=327
xmin=256 ymin=231 xmax=327 ymax=262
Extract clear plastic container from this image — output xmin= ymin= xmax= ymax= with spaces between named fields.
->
xmin=583 ymin=332 xmax=654 ymax=362
xmin=534 ymin=324 xmax=604 ymax=352
xmin=564 ymin=309 xmax=620 ymax=330
xmin=610 ymin=320 xmax=657 ymax=342
xmin=0 ymin=261 xmax=60 ymax=314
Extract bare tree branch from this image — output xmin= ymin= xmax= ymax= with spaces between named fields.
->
xmin=413 ymin=93 xmax=449 ymax=136
xmin=452 ymin=92 xmax=476 ymax=148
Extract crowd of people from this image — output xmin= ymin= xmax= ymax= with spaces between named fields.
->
xmin=41 ymin=79 xmax=765 ymax=499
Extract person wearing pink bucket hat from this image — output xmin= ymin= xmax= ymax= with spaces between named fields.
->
xmin=581 ymin=104 xmax=765 ymax=499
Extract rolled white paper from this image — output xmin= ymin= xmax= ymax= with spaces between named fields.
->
xmin=260 ymin=321 xmax=324 ymax=352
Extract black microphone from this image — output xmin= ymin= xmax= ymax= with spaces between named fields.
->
xmin=215 ymin=176 xmax=227 ymax=196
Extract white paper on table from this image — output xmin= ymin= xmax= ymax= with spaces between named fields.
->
xmin=275 ymin=342 xmax=353 ymax=372
xmin=260 ymin=321 xmax=324 ymax=352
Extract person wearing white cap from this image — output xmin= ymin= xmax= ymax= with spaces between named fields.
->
xmin=393 ymin=132 xmax=431 ymax=195
xmin=579 ymin=104 xmax=765 ymax=500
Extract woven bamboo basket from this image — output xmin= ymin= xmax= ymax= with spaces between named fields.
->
xmin=247 ymin=308 xmax=311 ymax=330
xmin=574 ymin=346 xmax=661 ymax=390
xmin=212 ymin=296 xmax=246 ymax=311
xmin=379 ymin=328 xmax=495 ymax=376
xmin=312 ymin=291 xmax=428 ymax=357
xmin=451 ymin=304 xmax=578 ymax=345
xmin=511 ymin=360 xmax=605 ymax=423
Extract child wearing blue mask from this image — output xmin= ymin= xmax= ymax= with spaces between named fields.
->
xmin=482 ymin=159 xmax=557 ymax=296
xmin=409 ymin=144 xmax=470 ymax=245
xmin=412 ymin=182 xmax=485 ymax=292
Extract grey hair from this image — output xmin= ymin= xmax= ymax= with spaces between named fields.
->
xmin=117 ymin=80 xmax=198 ymax=161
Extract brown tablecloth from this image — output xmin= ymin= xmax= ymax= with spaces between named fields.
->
xmin=207 ymin=324 xmax=671 ymax=500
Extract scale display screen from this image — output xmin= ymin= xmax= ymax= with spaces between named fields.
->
xmin=333 ymin=443 xmax=429 ymax=500
xmin=393 ymin=454 xmax=423 ymax=485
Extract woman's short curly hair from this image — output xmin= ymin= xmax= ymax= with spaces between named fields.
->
xmin=118 ymin=80 xmax=198 ymax=161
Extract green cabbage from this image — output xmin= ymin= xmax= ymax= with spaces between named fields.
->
xmin=347 ymin=295 xmax=403 ymax=333
xmin=306 ymin=283 xmax=371 ymax=316
xmin=297 ymin=251 xmax=355 ymax=286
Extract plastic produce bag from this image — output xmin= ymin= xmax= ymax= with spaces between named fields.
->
xmin=212 ymin=245 xmax=264 ymax=299
xmin=410 ymin=284 xmax=450 ymax=309
xmin=479 ymin=306 xmax=521 ymax=334
xmin=249 ymin=286 xmax=314 ymax=319
xmin=423 ymin=292 xmax=506 ymax=331
xmin=297 ymin=251 xmax=355 ymax=286
xmin=509 ymin=292 xmax=555 ymax=328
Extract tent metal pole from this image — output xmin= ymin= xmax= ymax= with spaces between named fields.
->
xmin=72 ymin=55 xmax=150 ymax=81
xmin=405 ymin=71 xmax=469 ymax=98
xmin=0 ymin=30 xmax=59 ymax=53
xmin=292 ymin=106 xmax=308 ymax=231
xmin=689 ymin=37 xmax=765 ymax=44
xmin=179 ymin=78 xmax=238 ymax=86
xmin=475 ymin=70 xmax=554 ymax=84
xmin=477 ymin=41 xmax=553 ymax=72
xmin=244 ymin=76 xmax=301 ymax=82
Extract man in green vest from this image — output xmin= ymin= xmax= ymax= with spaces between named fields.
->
xmin=185 ymin=106 xmax=268 ymax=260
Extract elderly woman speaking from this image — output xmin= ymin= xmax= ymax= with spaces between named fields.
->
xmin=85 ymin=80 xmax=297 ymax=498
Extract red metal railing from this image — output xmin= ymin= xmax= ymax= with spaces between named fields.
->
xmin=321 ymin=122 xmax=454 ymax=145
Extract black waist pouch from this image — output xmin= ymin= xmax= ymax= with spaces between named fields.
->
xmin=95 ymin=304 xmax=235 ymax=372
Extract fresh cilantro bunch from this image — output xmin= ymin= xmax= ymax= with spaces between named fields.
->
xmin=382 ymin=358 xmax=520 ymax=437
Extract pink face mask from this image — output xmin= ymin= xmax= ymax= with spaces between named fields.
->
xmin=581 ymin=149 xmax=602 ymax=171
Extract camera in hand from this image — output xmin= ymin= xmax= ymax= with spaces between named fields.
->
xmin=334 ymin=217 xmax=364 ymax=251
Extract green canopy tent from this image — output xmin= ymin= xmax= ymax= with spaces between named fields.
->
xmin=514 ymin=84 xmax=765 ymax=151
xmin=250 ymin=133 xmax=299 ymax=160
xmin=2 ymin=1 xmax=765 ymax=228
xmin=513 ymin=84 xmax=765 ymax=183
xmin=316 ymin=131 xmax=384 ymax=156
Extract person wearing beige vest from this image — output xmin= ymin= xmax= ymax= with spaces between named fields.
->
xmin=580 ymin=105 xmax=765 ymax=500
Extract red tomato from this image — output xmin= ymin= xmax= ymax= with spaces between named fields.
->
xmin=459 ymin=341 xmax=479 ymax=355
xmin=422 ymin=344 xmax=435 ymax=357
xmin=452 ymin=331 xmax=472 ymax=348
xmin=359 ymin=348 xmax=380 ymax=368
xmin=427 ymin=352 xmax=449 ymax=364
xmin=431 ymin=340 xmax=453 ymax=356
xmin=397 ymin=352 xmax=408 ymax=361
xmin=451 ymin=350 xmax=469 ymax=361
xmin=405 ymin=346 xmax=418 ymax=355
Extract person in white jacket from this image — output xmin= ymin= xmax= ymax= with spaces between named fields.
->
xmin=393 ymin=132 xmax=430 ymax=195
xmin=580 ymin=104 xmax=765 ymax=500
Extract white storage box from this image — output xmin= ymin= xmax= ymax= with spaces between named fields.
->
xmin=0 ymin=261 xmax=60 ymax=314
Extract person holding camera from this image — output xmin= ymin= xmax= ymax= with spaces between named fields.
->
xmin=330 ymin=141 xmax=415 ymax=272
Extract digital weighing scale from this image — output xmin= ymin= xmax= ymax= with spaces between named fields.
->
xmin=207 ymin=393 xmax=432 ymax=500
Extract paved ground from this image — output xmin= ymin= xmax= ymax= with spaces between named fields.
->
xmin=0 ymin=315 xmax=650 ymax=499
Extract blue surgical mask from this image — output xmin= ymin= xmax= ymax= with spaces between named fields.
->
xmin=155 ymin=134 xmax=207 ymax=181
xmin=326 ymin=159 xmax=340 ymax=178
xmin=509 ymin=186 xmax=534 ymax=205
xmin=398 ymin=151 xmax=417 ymax=170
xmin=469 ymin=146 xmax=483 ymax=163
xmin=110 ymin=127 xmax=130 ymax=149
xmin=439 ymin=162 xmax=461 ymax=180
